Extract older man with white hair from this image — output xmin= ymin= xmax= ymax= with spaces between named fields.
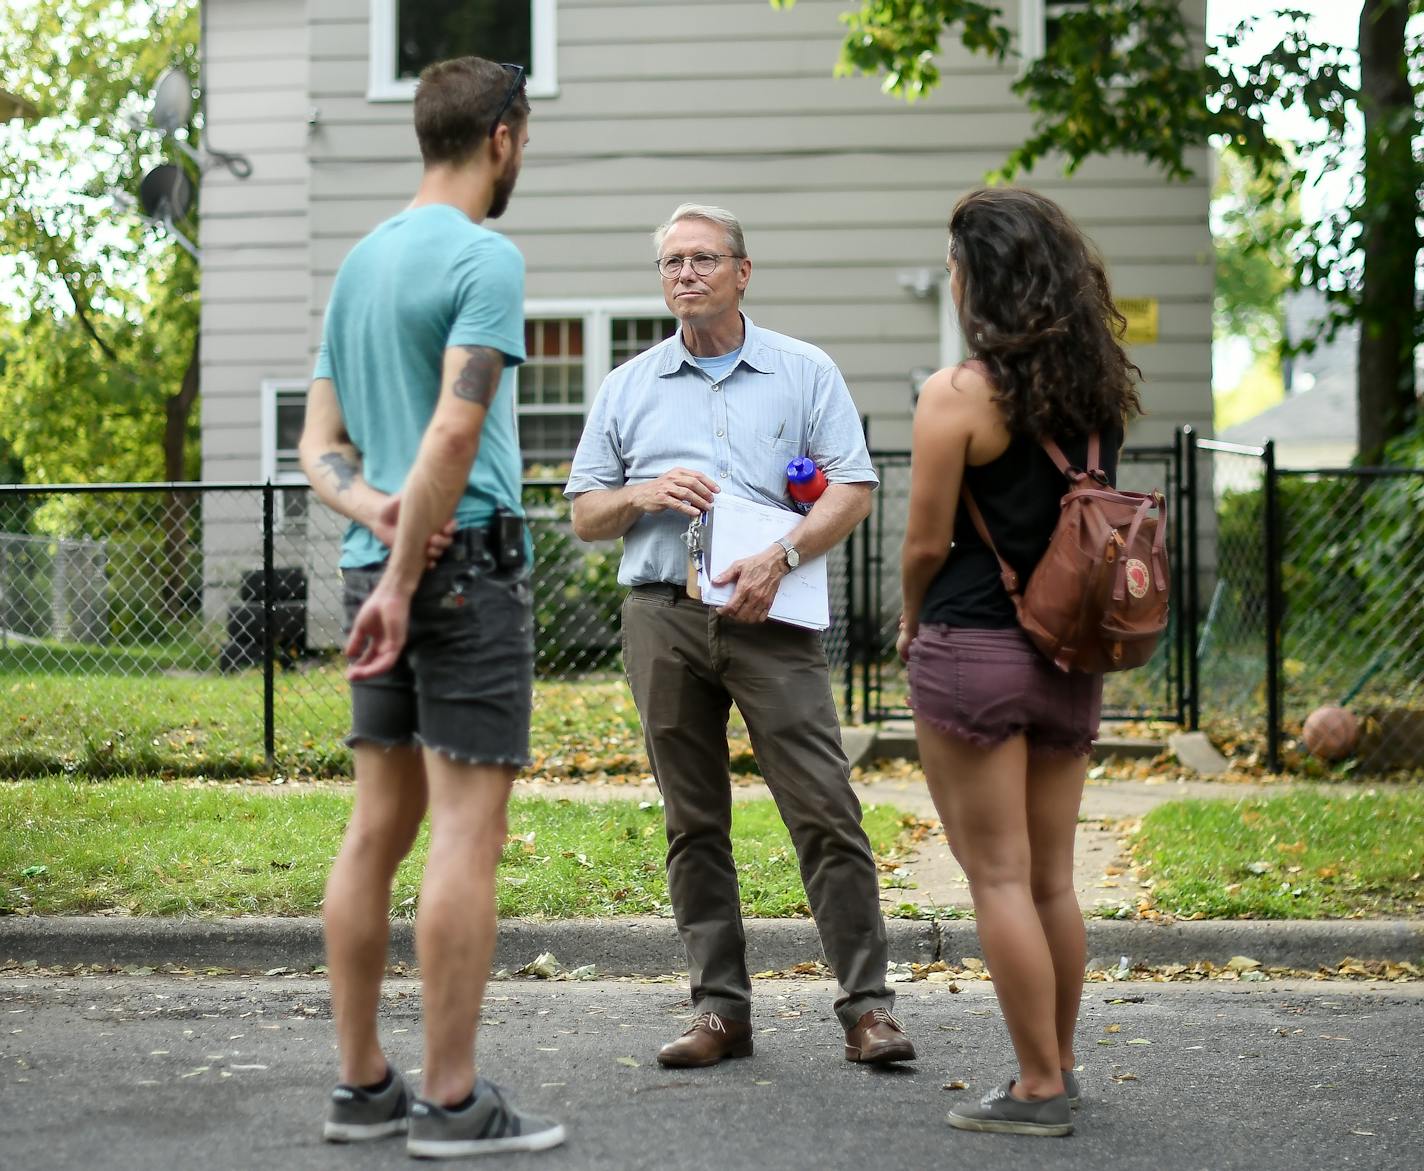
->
xmin=565 ymin=203 xmax=915 ymax=1069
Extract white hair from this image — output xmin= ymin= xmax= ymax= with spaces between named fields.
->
xmin=652 ymin=203 xmax=748 ymax=258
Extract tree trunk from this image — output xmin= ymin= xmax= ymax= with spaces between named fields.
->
xmin=160 ymin=332 xmax=201 ymax=618
xmin=1355 ymin=0 xmax=1419 ymax=464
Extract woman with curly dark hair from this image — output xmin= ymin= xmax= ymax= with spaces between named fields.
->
xmin=897 ymin=187 xmax=1143 ymax=1137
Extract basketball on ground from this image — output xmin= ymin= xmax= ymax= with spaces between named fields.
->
xmin=1301 ymin=705 xmax=1360 ymax=762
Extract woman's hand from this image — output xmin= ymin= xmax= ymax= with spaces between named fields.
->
xmin=896 ymin=616 xmax=917 ymax=664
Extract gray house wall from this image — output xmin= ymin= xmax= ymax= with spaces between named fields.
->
xmin=201 ymin=0 xmax=1212 ymax=475
xmin=197 ymin=0 xmax=1212 ymax=648
xmin=201 ymin=0 xmax=311 ymax=477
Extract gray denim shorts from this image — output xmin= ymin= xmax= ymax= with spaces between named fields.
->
xmin=340 ymin=548 xmax=534 ymax=768
xmin=907 ymin=624 xmax=1102 ymax=756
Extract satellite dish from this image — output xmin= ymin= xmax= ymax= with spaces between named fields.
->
xmin=150 ymin=69 xmax=193 ymax=134
xmin=138 ymin=163 xmax=194 ymax=222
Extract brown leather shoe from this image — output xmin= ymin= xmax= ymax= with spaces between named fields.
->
xmin=844 ymin=1008 xmax=916 ymax=1063
xmin=656 ymin=1012 xmax=754 ymax=1068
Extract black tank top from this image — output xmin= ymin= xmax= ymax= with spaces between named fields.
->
xmin=919 ymin=425 xmax=1122 ymax=629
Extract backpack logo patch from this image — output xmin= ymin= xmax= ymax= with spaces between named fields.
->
xmin=1125 ymin=558 xmax=1150 ymax=599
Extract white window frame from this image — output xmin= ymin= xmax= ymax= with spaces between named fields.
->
xmin=1019 ymin=0 xmax=1090 ymax=68
xmin=1021 ymin=1 xmax=1139 ymax=75
xmin=260 ymin=378 xmax=311 ymax=529
xmin=520 ymin=298 xmax=673 ymax=432
xmin=368 ymin=0 xmax=559 ymax=102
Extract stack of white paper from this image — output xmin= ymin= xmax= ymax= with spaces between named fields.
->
xmin=696 ymin=493 xmax=830 ymax=631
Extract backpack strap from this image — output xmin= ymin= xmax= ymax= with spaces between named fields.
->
xmin=961 ymin=484 xmax=1021 ymax=596
xmin=960 ymin=431 xmax=1104 ymax=600
xmin=1042 ymin=433 xmax=1105 ymax=484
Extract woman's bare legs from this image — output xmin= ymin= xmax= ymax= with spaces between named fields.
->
xmin=1027 ymin=747 xmax=1090 ymax=1075
xmin=915 ymin=717 xmax=1063 ymax=1100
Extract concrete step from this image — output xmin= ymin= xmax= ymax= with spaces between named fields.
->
xmin=844 ymin=720 xmax=1167 ymax=768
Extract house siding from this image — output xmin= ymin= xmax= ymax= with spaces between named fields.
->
xmin=196 ymin=0 xmax=1214 ymax=647
xmin=290 ymin=0 xmax=1210 ymax=455
xmin=200 ymin=0 xmax=311 ymax=481
xmin=199 ymin=0 xmax=314 ymax=629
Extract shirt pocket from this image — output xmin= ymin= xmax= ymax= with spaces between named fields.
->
xmin=754 ymin=432 xmax=798 ymax=494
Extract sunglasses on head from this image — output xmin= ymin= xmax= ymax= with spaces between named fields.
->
xmin=488 ymin=63 xmax=526 ymax=138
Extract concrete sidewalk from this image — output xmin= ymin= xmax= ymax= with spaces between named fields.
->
xmin=517 ymin=770 xmax=1324 ymax=921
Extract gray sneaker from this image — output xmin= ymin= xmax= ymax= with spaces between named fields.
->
xmin=407 ymin=1077 xmax=566 ymax=1159
xmin=948 ymin=1080 xmax=1073 ymax=1137
xmin=323 ymin=1066 xmax=409 ymax=1142
xmin=1063 ymin=1067 xmax=1081 ymax=1108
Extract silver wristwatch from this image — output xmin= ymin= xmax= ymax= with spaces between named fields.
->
xmin=775 ymin=536 xmax=801 ymax=570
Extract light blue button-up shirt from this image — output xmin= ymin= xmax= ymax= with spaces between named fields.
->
xmin=565 ymin=315 xmax=878 ymax=586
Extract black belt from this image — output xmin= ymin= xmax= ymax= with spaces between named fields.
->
xmin=631 ymin=581 xmax=686 ymax=601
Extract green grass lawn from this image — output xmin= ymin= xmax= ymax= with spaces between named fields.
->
xmin=1132 ymin=788 xmax=1424 ymax=919
xmin=2 ymin=664 xmax=759 ymax=780
xmin=0 ymin=778 xmax=908 ymax=919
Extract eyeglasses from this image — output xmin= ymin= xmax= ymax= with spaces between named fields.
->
xmin=655 ymin=253 xmax=743 ymax=279
xmin=488 ymin=63 xmax=526 ymax=139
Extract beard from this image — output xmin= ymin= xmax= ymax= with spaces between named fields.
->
xmin=487 ymin=158 xmax=520 ymax=220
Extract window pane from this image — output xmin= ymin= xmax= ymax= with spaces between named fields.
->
xmin=610 ymin=316 xmax=676 ymax=367
xmin=1045 ymin=1 xmax=1095 ymax=50
xmin=520 ymin=317 xmax=583 ymax=407
xmin=275 ymin=396 xmax=305 ymax=452
xmin=519 ymin=413 xmax=586 ymax=464
xmin=397 ymin=0 xmax=531 ymax=80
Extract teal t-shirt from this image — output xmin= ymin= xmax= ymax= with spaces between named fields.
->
xmin=313 ymin=204 xmax=526 ymax=569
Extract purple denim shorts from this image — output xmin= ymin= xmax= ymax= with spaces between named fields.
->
xmin=907 ymin=624 xmax=1103 ymax=756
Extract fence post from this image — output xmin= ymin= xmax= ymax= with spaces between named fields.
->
xmin=860 ymin=415 xmax=874 ymax=724
xmin=1263 ymin=440 xmax=1282 ymax=772
xmin=262 ymin=484 xmax=276 ymax=771
xmin=1171 ymin=429 xmax=1186 ymax=724
xmin=1184 ymin=426 xmax=1201 ymax=731
xmin=862 ymin=476 xmax=878 ymax=723
xmin=843 ymin=522 xmax=857 ymax=722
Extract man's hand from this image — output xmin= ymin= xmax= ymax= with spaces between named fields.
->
xmin=345 ymin=584 xmax=415 ymax=681
xmin=630 ymin=468 xmax=719 ymax=519
xmin=712 ymin=544 xmax=788 ymax=623
xmin=369 ymin=494 xmax=455 ymax=569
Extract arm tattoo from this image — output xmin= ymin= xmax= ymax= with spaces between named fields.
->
xmin=317 ymin=451 xmax=359 ymax=493
xmin=452 ymin=346 xmax=503 ymax=407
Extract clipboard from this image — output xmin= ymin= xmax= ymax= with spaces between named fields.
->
xmin=693 ymin=493 xmax=830 ymax=631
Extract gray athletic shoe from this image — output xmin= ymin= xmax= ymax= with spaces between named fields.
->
xmin=947 ymin=1080 xmax=1073 ymax=1137
xmin=406 ymin=1077 xmax=566 ymax=1159
xmin=1063 ymin=1067 xmax=1081 ymax=1108
xmin=323 ymin=1066 xmax=409 ymax=1142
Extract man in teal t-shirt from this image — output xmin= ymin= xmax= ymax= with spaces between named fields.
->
xmin=298 ymin=56 xmax=563 ymax=1158
xmin=312 ymin=201 xmax=526 ymax=570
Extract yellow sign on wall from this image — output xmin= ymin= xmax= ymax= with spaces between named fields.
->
xmin=1116 ymin=297 xmax=1159 ymax=345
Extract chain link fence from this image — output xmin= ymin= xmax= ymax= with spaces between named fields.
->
xmin=4 ymin=441 xmax=1422 ymax=776
xmin=0 ymin=479 xmax=852 ymax=776
xmin=1276 ymin=467 xmax=1424 ymax=772
xmin=851 ymin=444 xmax=1186 ymax=725
xmin=1193 ymin=440 xmax=1271 ymax=732
xmin=1189 ymin=438 xmax=1424 ymax=772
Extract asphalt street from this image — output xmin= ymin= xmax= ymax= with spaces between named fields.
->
xmin=1 ymin=972 xmax=1419 ymax=1171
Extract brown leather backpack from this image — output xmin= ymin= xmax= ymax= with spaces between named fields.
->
xmin=962 ymin=434 xmax=1169 ymax=673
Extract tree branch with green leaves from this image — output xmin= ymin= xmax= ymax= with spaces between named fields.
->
xmin=774 ymin=0 xmax=1422 ymax=462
